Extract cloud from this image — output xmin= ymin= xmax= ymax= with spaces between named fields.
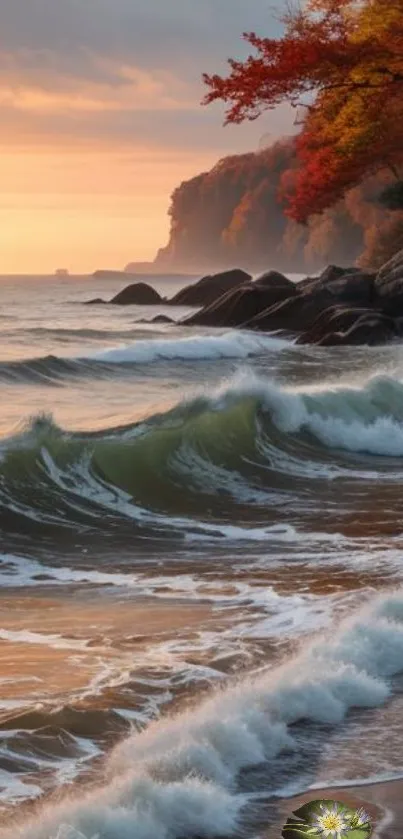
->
xmin=0 ymin=0 xmax=290 ymax=152
xmin=0 ymin=1 xmax=284 ymax=75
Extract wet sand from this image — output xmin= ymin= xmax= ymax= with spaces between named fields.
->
xmin=0 ymin=592 xmax=218 ymax=711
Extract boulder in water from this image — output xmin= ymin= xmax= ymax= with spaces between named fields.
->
xmin=253 ymin=270 xmax=294 ymax=290
xmin=245 ymin=289 xmax=332 ymax=333
xmin=246 ymin=271 xmax=376 ymax=334
xmin=317 ymin=264 xmax=358 ymax=285
xmin=168 ymin=269 xmax=251 ymax=307
xmin=135 ymin=314 xmax=174 ymax=324
xmin=316 ymin=270 xmax=376 ymax=305
xmin=182 ymin=281 xmax=297 ymax=328
xmin=110 ymin=282 xmax=162 ymax=305
xmin=83 ymin=297 xmax=107 ymax=305
xmin=318 ymin=311 xmax=398 ymax=346
xmin=297 ymin=305 xmax=396 ymax=346
xmin=297 ymin=306 xmax=374 ymax=345
xmin=150 ymin=314 xmax=174 ymax=324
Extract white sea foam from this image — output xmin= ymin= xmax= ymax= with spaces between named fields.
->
xmin=269 ymin=374 xmax=403 ymax=456
xmin=7 ymin=590 xmax=403 ymax=839
xmin=0 ymin=628 xmax=89 ymax=651
xmin=89 ymin=331 xmax=289 ymax=365
xmin=0 ymin=771 xmax=42 ymax=804
xmin=0 ymin=555 xmax=140 ymax=589
xmin=211 ymin=372 xmax=403 ymax=458
xmin=0 ymin=528 xmax=341 ymax=595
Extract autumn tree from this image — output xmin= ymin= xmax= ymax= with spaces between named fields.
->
xmin=203 ymin=0 xmax=403 ymax=223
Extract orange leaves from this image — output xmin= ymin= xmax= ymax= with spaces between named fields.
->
xmin=203 ymin=0 xmax=403 ymax=222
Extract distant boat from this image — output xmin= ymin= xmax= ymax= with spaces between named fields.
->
xmin=55 ymin=268 xmax=69 ymax=277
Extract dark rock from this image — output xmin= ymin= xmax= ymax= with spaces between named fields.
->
xmin=319 ymin=312 xmax=398 ymax=346
xmin=168 ymin=269 xmax=251 ymax=308
xmin=110 ymin=282 xmax=162 ymax=305
xmin=151 ymin=314 xmax=174 ymax=324
xmin=253 ymin=270 xmax=294 ymax=290
xmin=135 ymin=314 xmax=174 ymax=324
xmin=183 ymin=281 xmax=297 ymax=328
xmin=295 ymin=276 xmax=321 ymax=293
xmin=320 ymin=272 xmax=376 ymax=306
xmin=245 ymin=289 xmax=334 ymax=333
xmin=374 ymin=248 xmax=403 ymax=314
xmin=246 ymin=271 xmax=376 ymax=333
xmin=318 ymin=264 xmax=357 ymax=284
xmin=297 ymin=306 xmax=376 ymax=345
xmin=83 ymin=298 xmax=106 ymax=305
xmin=298 ymin=270 xmax=375 ymax=302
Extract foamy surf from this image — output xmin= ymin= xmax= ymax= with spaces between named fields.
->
xmin=7 ymin=591 xmax=403 ymax=839
xmin=90 ymin=331 xmax=290 ymax=364
xmin=227 ymin=372 xmax=403 ymax=457
xmin=2 ymin=372 xmax=403 ymax=540
xmin=5 ymin=272 xmax=403 ymax=838
xmin=0 ymin=332 xmax=291 ymax=387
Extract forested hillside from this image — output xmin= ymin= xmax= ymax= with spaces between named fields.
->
xmin=155 ymin=139 xmax=403 ymax=274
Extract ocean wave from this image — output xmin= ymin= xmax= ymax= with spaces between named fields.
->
xmin=1 ymin=374 xmax=403 ymax=536
xmin=6 ymin=590 xmax=403 ymax=839
xmin=18 ymin=327 xmax=171 ymax=341
xmin=89 ymin=332 xmax=289 ymax=364
xmin=0 ymin=332 xmax=287 ymax=385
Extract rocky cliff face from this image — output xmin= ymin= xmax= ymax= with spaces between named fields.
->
xmin=153 ymin=139 xmax=402 ymax=274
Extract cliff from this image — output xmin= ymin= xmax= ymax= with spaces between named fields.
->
xmin=153 ymin=139 xmax=403 ymax=274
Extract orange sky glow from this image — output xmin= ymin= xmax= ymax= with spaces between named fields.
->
xmin=0 ymin=0 xmax=288 ymax=274
xmin=0 ymin=145 xmax=220 ymax=274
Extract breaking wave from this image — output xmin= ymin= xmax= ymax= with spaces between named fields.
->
xmin=0 ymin=332 xmax=287 ymax=385
xmin=6 ymin=590 xmax=403 ymax=838
xmin=1 ymin=374 xmax=403 ymax=537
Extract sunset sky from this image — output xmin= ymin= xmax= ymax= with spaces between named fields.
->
xmin=0 ymin=0 xmax=292 ymax=274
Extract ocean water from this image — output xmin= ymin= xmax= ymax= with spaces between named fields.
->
xmin=1 ymin=273 xmax=403 ymax=837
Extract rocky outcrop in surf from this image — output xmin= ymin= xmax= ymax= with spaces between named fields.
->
xmin=298 ymin=307 xmax=398 ymax=347
xmin=82 ymin=249 xmax=403 ymax=343
xmin=180 ymin=250 xmax=403 ymax=346
xmin=243 ymin=270 xmax=377 ymax=335
xmin=84 ymin=282 xmax=163 ymax=306
xmin=168 ymin=268 xmax=251 ymax=307
xmin=183 ymin=275 xmax=296 ymax=328
xmin=110 ymin=282 xmax=163 ymax=305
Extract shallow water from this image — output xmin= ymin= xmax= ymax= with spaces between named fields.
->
xmin=1 ymin=273 xmax=403 ymax=837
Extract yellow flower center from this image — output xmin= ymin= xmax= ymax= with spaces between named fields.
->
xmin=320 ymin=813 xmax=343 ymax=831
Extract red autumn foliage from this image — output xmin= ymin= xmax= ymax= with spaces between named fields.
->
xmin=203 ymin=0 xmax=403 ymax=223
xmin=155 ymin=139 xmax=401 ymax=274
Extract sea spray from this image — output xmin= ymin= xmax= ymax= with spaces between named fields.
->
xmin=6 ymin=591 xmax=403 ymax=839
xmin=1 ymin=373 xmax=403 ymax=536
xmin=0 ymin=331 xmax=288 ymax=386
